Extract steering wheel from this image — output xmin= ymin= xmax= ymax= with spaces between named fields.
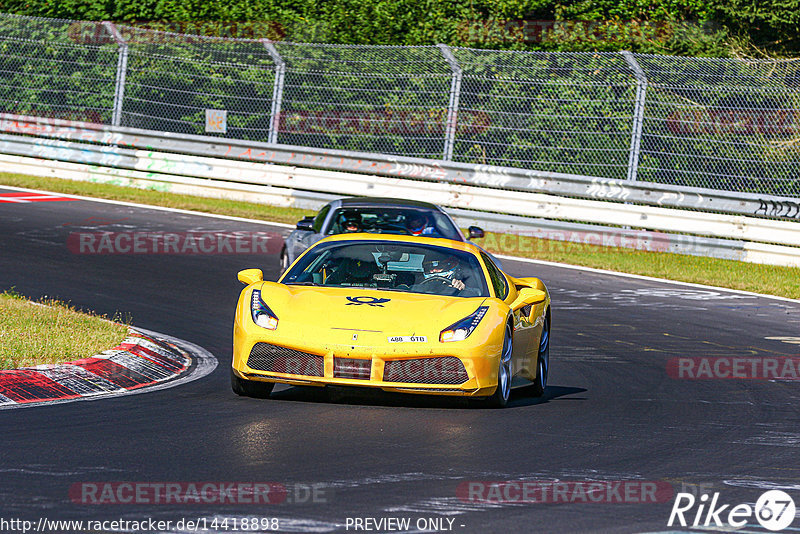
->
xmin=417 ymin=276 xmax=457 ymax=292
xmin=417 ymin=276 xmax=461 ymax=295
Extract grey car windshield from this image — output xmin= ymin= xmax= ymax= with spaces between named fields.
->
xmin=281 ymin=241 xmax=490 ymax=298
xmin=326 ymin=207 xmax=463 ymax=241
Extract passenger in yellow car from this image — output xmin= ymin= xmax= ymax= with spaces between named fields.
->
xmin=324 ymin=257 xmax=378 ymax=286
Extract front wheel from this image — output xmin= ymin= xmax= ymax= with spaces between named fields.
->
xmin=531 ymin=313 xmax=550 ymax=397
xmin=231 ymin=368 xmax=275 ymax=399
xmin=485 ymin=322 xmax=513 ymax=408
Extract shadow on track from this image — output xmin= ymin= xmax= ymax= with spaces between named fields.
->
xmin=253 ymin=384 xmax=586 ymax=410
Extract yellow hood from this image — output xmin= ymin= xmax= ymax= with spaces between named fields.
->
xmin=258 ymin=282 xmax=487 ymax=336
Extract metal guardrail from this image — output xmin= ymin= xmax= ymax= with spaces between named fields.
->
xmin=2 ymin=114 xmax=799 ymax=223
xmin=5 ymin=127 xmax=800 ymax=248
xmin=1 ymin=119 xmax=799 ymax=267
xmin=0 ymin=150 xmax=759 ymax=264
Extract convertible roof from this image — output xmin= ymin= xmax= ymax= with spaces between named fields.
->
xmin=337 ymin=197 xmax=442 ymax=210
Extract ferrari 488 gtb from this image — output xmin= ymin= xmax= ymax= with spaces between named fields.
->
xmin=232 ymin=234 xmax=550 ymax=407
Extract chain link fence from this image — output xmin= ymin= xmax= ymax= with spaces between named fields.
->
xmin=0 ymin=13 xmax=798 ymax=197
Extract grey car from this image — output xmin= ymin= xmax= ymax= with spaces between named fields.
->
xmin=280 ymin=197 xmax=488 ymax=272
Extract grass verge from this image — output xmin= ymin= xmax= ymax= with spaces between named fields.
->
xmin=1 ymin=172 xmax=798 ymax=300
xmin=0 ymin=290 xmax=129 ymax=370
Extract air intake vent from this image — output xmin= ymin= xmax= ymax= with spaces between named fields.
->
xmin=333 ymin=358 xmax=371 ymax=380
xmin=383 ymin=357 xmax=468 ymax=384
xmin=247 ymin=343 xmax=324 ymax=377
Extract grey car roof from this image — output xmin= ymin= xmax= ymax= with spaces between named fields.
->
xmin=335 ymin=197 xmax=444 ymax=210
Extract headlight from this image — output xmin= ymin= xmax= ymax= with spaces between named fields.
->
xmin=250 ymin=289 xmax=278 ymax=330
xmin=440 ymin=306 xmax=488 ymax=342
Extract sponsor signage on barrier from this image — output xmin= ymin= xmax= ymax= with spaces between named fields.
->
xmin=205 ymin=109 xmax=227 ymax=134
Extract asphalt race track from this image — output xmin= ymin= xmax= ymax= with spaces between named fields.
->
xmin=1 ymin=186 xmax=799 ymax=534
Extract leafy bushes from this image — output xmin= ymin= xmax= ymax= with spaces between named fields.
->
xmin=2 ymin=0 xmax=799 ymax=57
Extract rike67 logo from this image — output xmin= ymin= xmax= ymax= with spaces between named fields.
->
xmin=668 ymin=490 xmax=796 ymax=531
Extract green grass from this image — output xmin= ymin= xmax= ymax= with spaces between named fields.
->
xmin=1 ymin=171 xmax=798 ymax=300
xmin=0 ymin=290 xmax=130 ymax=369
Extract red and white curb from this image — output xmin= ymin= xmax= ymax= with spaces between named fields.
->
xmin=0 ymin=328 xmax=217 ymax=409
xmin=0 ymin=191 xmax=78 ymax=203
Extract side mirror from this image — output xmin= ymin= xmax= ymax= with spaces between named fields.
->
xmin=468 ymin=226 xmax=485 ymax=239
xmin=238 ymin=268 xmax=263 ymax=285
xmin=509 ymin=288 xmax=546 ymax=310
xmin=296 ymin=216 xmax=315 ymax=231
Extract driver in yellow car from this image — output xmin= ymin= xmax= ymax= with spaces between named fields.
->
xmin=422 ymin=257 xmax=466 ymax=290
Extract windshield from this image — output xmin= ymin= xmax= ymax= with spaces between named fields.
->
xmin=281 ymin=241 xmax=489 ymax=298
xmin=326 ymin=207 xmax=463 ymax=241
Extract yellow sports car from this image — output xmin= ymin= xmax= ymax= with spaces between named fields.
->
xmin=231 ymin=234 xmax=550 ymax=407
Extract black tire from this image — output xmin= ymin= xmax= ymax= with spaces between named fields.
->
xmin=485 ymin=322 xmax=513 ymax=408
xmin=231 ymin=368 xmax=275 ymax=399
xmin=531 ymin=312 xmax=550 ymax=397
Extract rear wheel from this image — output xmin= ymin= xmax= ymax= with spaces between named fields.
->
xmin=485 ymin=322 xmax=513 ymax=408
xmin=231 ymin=368 xmax=275 ymax=399
xmin=531 ymin=313 xmax=550 ymax=397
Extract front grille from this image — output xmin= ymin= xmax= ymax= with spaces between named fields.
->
xmin=247 ymin=343 xmax=324 ymax=377
xmin=333 ymin=358 xmax=372 ymax=380
xmin=383 ymin=357 xmax=468 ymax=385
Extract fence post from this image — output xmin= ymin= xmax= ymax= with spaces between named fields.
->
xmin=103 ymin=22 xmax=128 ymax=128
xmin=438 ymin=44 xmax=462 ymax=161
xmin=621 ymin=51 xmax=647 ymax=182
xmin=262 ymin=41 xmax=286 ymax=146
